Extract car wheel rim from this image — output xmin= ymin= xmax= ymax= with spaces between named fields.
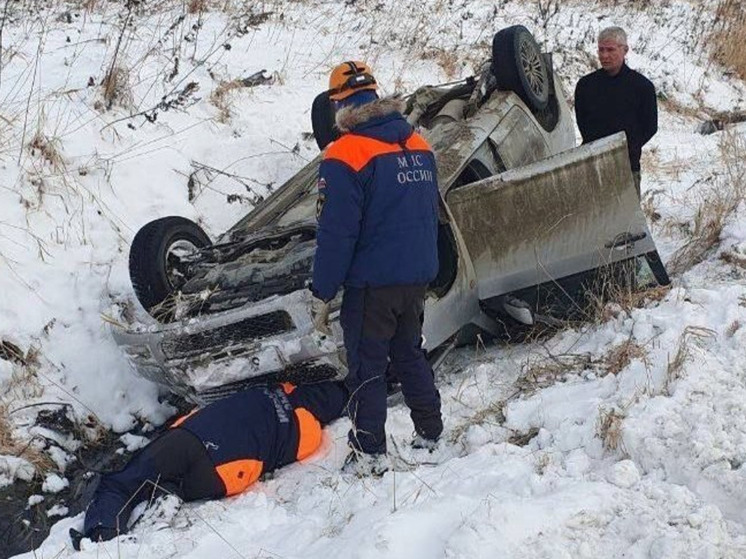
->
xmin=519 ymin=37 xmax=548 ymax=101
xmin=165 ymin=239 xmax=199 ymax=290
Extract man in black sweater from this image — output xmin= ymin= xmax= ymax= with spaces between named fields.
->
xmin=574 ymin=26 xmax=658 ymax=196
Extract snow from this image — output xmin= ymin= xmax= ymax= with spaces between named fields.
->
xmin=42 ymin=473 xmax=69 ymax=494
xmin=27 ymin=495 xmax=44 ymax=507
xmin=1 ymin=0 xmax=746 ymax=557
xmin=119 ymin=432 xmax=149 ymax=452
xmin=0 ymin=456 xmax=35 ymax=484
xmin=46 ymin=504 xmax=69 ymax=518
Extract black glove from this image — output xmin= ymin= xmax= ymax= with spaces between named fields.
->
xmin=70 ymin=525 xmax=120 ymax=550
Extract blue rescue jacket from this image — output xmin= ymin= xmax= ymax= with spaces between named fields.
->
xmin=81 ymin=381 xmax=348 ymax=539
xmin=172 ymin=381 xmax=348 ymax=494
xmin=312 ymin=99 xmax=440 ymax=302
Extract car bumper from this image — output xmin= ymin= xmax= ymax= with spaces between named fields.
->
xmin=112 ymin=290 xmax=345 ymax=400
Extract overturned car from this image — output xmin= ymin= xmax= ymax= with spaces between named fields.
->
xmin=113 ymin=26 xmax=670 ymax=403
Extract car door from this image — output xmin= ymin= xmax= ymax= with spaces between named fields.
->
xmin=444 ymin=132 xmax=669 ymax=305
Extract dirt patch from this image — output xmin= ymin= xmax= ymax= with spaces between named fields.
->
xmin=0 ymin=430 xmax=126 ymax=557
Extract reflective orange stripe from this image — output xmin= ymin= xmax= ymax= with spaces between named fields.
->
xmin=324 ymin=133 xmax=432 ymax=172
xmin=280 ymin=382 xmax=296 ymax=394
xmin=215 ymin=459 xmax=263 ymax=496
xmin=169 ymin=408 xmax=199 ymax=428
xmin=294 ymin=407 xmax=322 ymax=460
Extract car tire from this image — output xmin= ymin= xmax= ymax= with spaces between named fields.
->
xmin=491 ymin=25 xmax=550 ymax=112
xmin=311 ymin=90 xmax=338 ymax=150
xmin=129 ymin=216 xmax=210 ymax=316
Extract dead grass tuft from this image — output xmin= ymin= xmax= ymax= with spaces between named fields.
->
xmin=101 ymin=66 xmax=133 ymax=111
xmin=709 ymin=0 xmax=746 ymax=81
xmin=187 ymin=0 xmax=207 ymax=14
xmin=518 ymin=338 xmax=648 ymax=395
xmin=588 ymin=0 xmax=653 ymax=7
xmin=603 ymin=339 xmax=647 ymax=376
xmin=1 ymin=342 xmax=43 ymax=401
xmin=28 ymin=131 xmax=65 ymax=170
xmin=210 ymin=79 xmax=245 ymax=123
xmin=596 ymin=407 xmax=625 ymax=452
xmin=720 ymin=249 xmax=746 ymax=269
xmin=81 ymin=0 xmax=101 ymax=12
xmin=518 ymin=353 xmax=593 ymax=395
xmin=585 ymin=267 xmax=671 ymax=324
xmin=667 ymin=130 xmax=746 ymax=276
xmin=448 ymin=399 xmax=505 ymax=444
xmin=640 ymin=190 xmax=663 ymax=225
xmin=0 ymin=340 xmax=26 ymax=366
xmin=0 ymin=404 xmax=54 ymax=474
xmin=508 ymin=426 xmax=539 ymax=447
xmin=665 ymin=326 xmax=716 ymax=394
xmin=658 ymin=95 xmax=705 ymax=121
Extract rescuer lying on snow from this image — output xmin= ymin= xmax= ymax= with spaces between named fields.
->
xmin=70 ymin=380 xmax=349 ymax=550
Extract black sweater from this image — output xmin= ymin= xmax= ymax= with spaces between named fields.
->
xmin=574 ymin=64 xmax=658 ymax=171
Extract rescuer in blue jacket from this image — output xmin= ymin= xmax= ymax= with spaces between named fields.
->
xmin=311 ymin=61 xmax=443 ymax=475
xmin=70 ymin=381 xmax=348 ymax=549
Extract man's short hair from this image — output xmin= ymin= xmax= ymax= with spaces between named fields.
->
xmin=598 ymin=26 xmax=628 ymax=46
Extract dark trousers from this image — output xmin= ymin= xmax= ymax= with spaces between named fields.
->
xmin=341 ymin=284 xmax=443 ymax=454
xmin=83 ymin=428 xmax=224 ymax=535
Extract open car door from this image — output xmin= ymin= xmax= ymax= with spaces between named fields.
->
xmin=445 ymin=132 xmax=670 ymax=321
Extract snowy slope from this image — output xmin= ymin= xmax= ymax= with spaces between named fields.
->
xmin=2 ymin=0 xmax=746 ymax=557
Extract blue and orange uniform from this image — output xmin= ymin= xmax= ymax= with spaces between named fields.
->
xmin=74 ymin=381 xmax=348 ymax=547
xmin=311 ymin=86 xmax=443 ymax=457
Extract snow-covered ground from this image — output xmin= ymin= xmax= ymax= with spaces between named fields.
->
xmin=2 ymin=0 xmax=746 ymax=557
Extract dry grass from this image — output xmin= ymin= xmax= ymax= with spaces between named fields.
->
xmin=27 ymin=131 xmax=64 ymax=170
xmin=0 ymin=340 xmax=26 ymax=365
xmin=596 ymin=407 xmax=625 ymax=452
xmin=0 ymin=404 xmax=54 ymax=474
xmin=517 ymin=353 xmax=593 ymax=395
xmin=725 ymin=320 xmax=740 ymax=338
xmin=640 ymin=190 xmax=663 ymax=224
xmin=210 ymin=79 xmax=245 ymax=123
xmin=667 ymin=130 xmax=746 ymax=276
xmin=1 ymin=342 xmax=43 ymax=400
xmin=420 ymin=47 xmax=461 ymax=80
xmin=585 ymin=266 xmax=671 ymax=324
xmin=1 ymin=341 xmax=51 ymax=474
xmin=101 ymin=65 xmax=133 ymax=111
xmin=187 ymin=0 xmax=207 ymax=14
xmin=590 ymin=0 xmax=653 ymax=7
xmin=508 ymin=426 xmax=540 ymax=447
xmin=665 ymin=325 xmax=715 ymax=394
xmin=720 ymin=249 xmax=746 ymax=269
xmin=448 ymin=399 xmax=505 ymax=444
xmin=641 ymin=152 xmax=687 ymax=190
xmin=658 ymin=95 xmax=706 ymax=121
xmin=709 ymin=0 xmax=746 ymax=80
xmin=603 ymin=339 xmax=647 ymax=376
xmin=518 ymin=338 xmax=648 ymax=397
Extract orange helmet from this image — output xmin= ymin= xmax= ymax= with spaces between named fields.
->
xmin=328 ymin=61 xmax=378 ymax=101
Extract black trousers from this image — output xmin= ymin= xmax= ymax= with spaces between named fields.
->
xmin=341 ymin=284 xmax=443 ymax=454
xmin=83 ymin=428 xmax=224 ymax=535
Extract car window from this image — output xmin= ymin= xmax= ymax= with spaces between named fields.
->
xmin=448 ymin=140 xmax=506 ymax=192
xmin=489 ymin=106 xmax=549 ymax=169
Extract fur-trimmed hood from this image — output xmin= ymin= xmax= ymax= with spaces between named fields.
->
xmin=335 ymin=97 xmax=407 ymax=133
